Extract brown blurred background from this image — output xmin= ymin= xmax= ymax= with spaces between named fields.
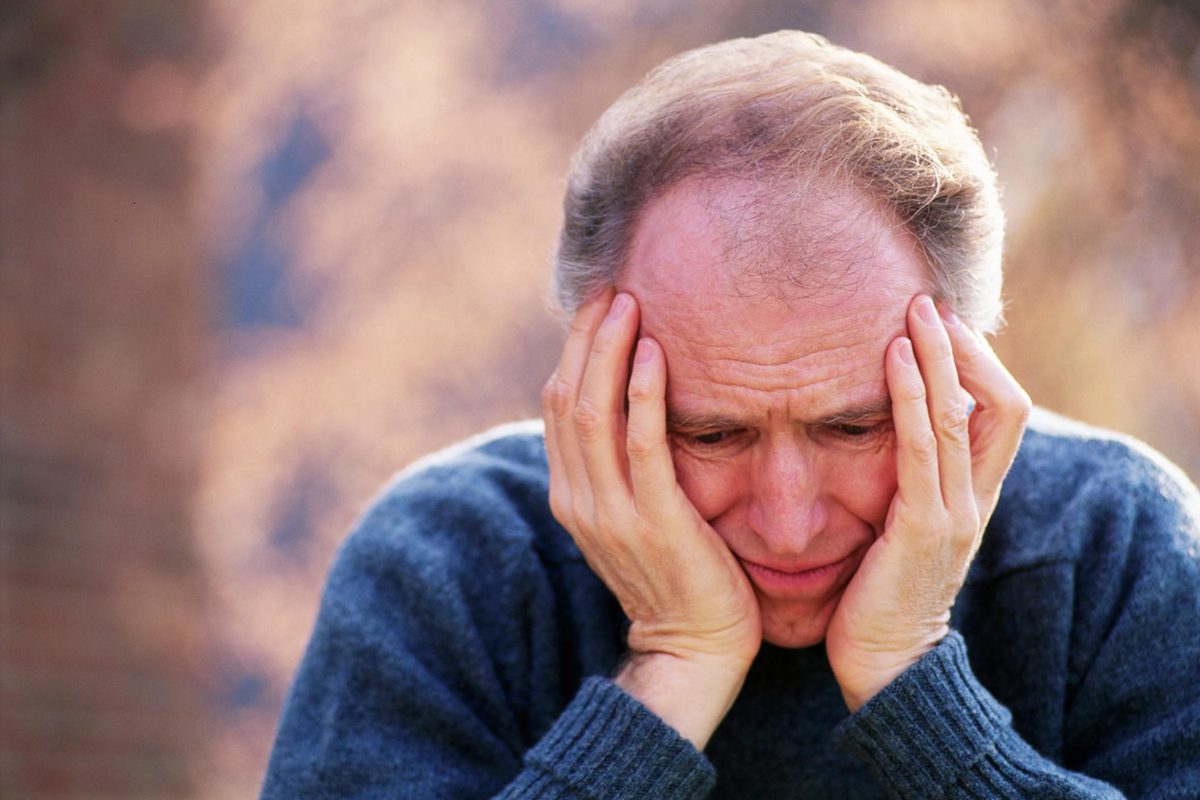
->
xmin=1 ymin=1 xmax=1197 ymax=797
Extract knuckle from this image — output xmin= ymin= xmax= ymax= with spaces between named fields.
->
xmin=895 ymin=370 xmax=927 ymax=403
xmin=567 ymin=313 xmax=594 ymax=339
xmin=905 ymin=428 xmax=939 ymax=465
xmin=547 ymin=489 xmax=574 ymax=529
xmin=541 ymin=378 xmax=574 ymax=419
xmin=998 ymin=385 xmax=1033 ymax=424
xmin=952 ymin=525 xmax=981 ymax=557
xmin=572 ymin=400 xmax=606 ymax=440
xmin=899 ymin=381 xmax=927 ymax=405
xmin=958 ymin=341 xmax=987 ymax=370
xmin=1014 ymin=388 xmax=1033 ymax=422
xmin=626 ymin=373 xmax=652 ymax=402
xmin=936 ymin=405 xmax=971 ymax=441
xmin=949 ymin=504 xmax=978 ymax=532
xmin=589 ymin=324 xmax=619 ymax=358
xmin=625 ymin=427 xmax=655 ymax=459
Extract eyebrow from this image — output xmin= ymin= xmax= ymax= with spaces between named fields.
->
xmin=666 ymin=398 xmax=892 ymax=431
xmin=817 ymin=398 xmax=893 ymax=426
xmin=666 ymin=410 xmax=746 ymax=431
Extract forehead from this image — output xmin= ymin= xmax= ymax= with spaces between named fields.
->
xmin=618 ymin=178 xmax=932 ymax=420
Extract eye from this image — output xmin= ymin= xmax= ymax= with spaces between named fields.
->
xmin=672 ymin=428 xmax=748 ymax=453
xmin=823 ymin=419 xmax=892 ymax=445
xmin=835 ymin=423 xmax=875 ymax=438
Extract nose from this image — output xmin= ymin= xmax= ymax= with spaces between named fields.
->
xmin=747 ymin=438 xmax=828 ymax=552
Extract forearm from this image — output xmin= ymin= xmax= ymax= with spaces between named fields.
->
xmin=614 ymin=652 xmax=749 ymax=751
xmin=497 ymin=677 xmax=716 ymax=800
xmin=834 ymin=633 xmax=1124 ymax=799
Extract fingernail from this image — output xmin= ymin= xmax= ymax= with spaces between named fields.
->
xmin=607 ymin=293 xmax=631 ymax=320
xmin=938 ymin=304 xmax=959 ymax=326
xmin=635 ymin=338 xmax=653 ymax=364
xmin=916 ymin=296 xmax=938 ymax=327
xmin=898 ymin=337 xmax=915 ymax=365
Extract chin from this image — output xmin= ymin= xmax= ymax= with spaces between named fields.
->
xmin=759 ymin=601 xmax=836 ymax=649
xmin=762 ymin=626 xmax=828 ymax=649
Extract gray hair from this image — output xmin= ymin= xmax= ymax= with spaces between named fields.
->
xmin=552 ymin=30 xmax=1005 ymax=332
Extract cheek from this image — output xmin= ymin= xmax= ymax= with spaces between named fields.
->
xmin=829 ymin=444 xmax=898 ymax=529
xmin=672 ymin=453 xmax=743 ymax=521
xmin=672 ymin=443 xmax=900 ymax=531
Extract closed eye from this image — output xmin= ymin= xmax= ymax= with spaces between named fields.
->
xmin=822 ymin=419 xmax=892 ymax=444
xmin=672 ymin=428 xmax=748 ymax=453
xmin=835 ymin=423 xmax=876 ymax=437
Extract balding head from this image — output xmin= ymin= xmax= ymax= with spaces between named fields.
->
xmin=553 ymin=30 xmax=1005 ymax=332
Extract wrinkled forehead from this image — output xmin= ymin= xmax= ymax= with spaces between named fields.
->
xmin=619 ymin=176 xmax=932 ymax=338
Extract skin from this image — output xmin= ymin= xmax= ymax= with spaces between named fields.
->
xmin=541 ymin=177 xmax=1031 ymax=750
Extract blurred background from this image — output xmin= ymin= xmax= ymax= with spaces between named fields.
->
xmin=1 ymin=0 xmax=1197 ymax=797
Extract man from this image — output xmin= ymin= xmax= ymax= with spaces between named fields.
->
xmin=262 ymin=31 xmax=1200 ymax=798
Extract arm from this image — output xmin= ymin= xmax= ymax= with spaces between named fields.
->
xmin=263 ymin=286 xmax=753 ymax=799
xmin=259 ymin=446 xmax=716 ymax=799
xmin=834 ymin=632 xmax=1126 ymax=798
xmin=832 ymin=456 xmax=1200 ymax=799
xmin=538 ymin=289 xmax=1190 ymax=798
xmin=821 ymin=297 xmax=1122 ymax=796
xmin=540 ymin=289 xmax=762 ymax=751
xmin=538 ymin=289 xmax=1064 ymax=794
xmin=824 ymin=295 xmax=1033 ymax=711
xmin=828 ymin=298 xmax=1200 ymax=796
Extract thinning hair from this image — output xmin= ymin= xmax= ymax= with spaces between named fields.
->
xmin=553 ymin=30 xmax=1006 ymax=332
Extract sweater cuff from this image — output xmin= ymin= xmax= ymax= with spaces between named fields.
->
xmin=513 ymin=676 xmax=716 ymax=799
xmin=832 ymin=631 xmax=1013 ymax=797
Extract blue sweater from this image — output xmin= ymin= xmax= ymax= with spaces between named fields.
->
xmin=262 ymin=411 xmax=1200 ymax=798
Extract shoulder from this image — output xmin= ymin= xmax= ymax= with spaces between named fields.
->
xmin=363 ymin=419 xmax=578 ymax=549
xmin=976 ymin=407 xmax=1200 ymax=578
xmin=273 ymin=423 xmax=606 ymax=779
xmin=1005 ymin=408 xmax=1199 ymax=521
xmin=326 ymin=420 xmax=582 ymax=605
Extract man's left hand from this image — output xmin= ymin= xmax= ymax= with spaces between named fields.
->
xmin=826 ymin=294 xmax=1031 ymax=712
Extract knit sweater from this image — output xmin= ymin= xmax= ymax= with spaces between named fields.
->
xmin=261 ymin=410 xmax=1200 ymax=798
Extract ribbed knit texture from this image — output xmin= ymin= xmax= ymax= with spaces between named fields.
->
xmin=834 ymin=633 xmax=1122 ymax=798
xmin=499 ymin=677 xmax=715 ymax=799
xmin=261 ymin=412 xmax=1200 ymax=798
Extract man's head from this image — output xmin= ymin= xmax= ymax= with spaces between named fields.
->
xmin=550 ymin=32 xmax=1008 ymax=648
xmin=614 ymin=174 xmax=927 ymax=647
xmin=553 ymin=30 xmax=1005 ymax=333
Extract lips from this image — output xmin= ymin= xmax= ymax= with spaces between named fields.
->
xmin=738 ymin=552 xmax=857 ymax=597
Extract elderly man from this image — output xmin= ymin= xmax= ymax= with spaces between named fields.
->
xmin=262 ymin=32 xmax=1200 ymax=798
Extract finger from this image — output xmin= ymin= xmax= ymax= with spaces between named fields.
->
xmin=885 ymin=336 xmax=941 ymax=515
xmin=541 ymin=384 xmax=575 ymax=525
xmin=551 ymin=288 xmax=615 ymax=403
xmin=542 ymin=290 xmax=613 ymax=520
xmin=626 ymin=337 xmax=679 ymax=516
xmin=575 ymin=292 xmax=641 ymax=497
xmin=940 ymin=311 xmax=1031 ymax=510
xmin=908 ymin=296 xmax=973 ymax=516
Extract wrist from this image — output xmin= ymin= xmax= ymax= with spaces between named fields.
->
xmin=614 ymin=651 xmax=749 ymax=750
xmin=834 ymin=637 xmax=944 ymax=713
xmin=840 ymin=671 xmax=904 ymax=714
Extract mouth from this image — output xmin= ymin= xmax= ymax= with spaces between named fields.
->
xmin=738 ymin=552 xmax=857 ymax=598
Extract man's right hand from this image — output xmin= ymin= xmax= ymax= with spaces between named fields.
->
xmin=541 ymin=290 xmax=762 ymax=750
